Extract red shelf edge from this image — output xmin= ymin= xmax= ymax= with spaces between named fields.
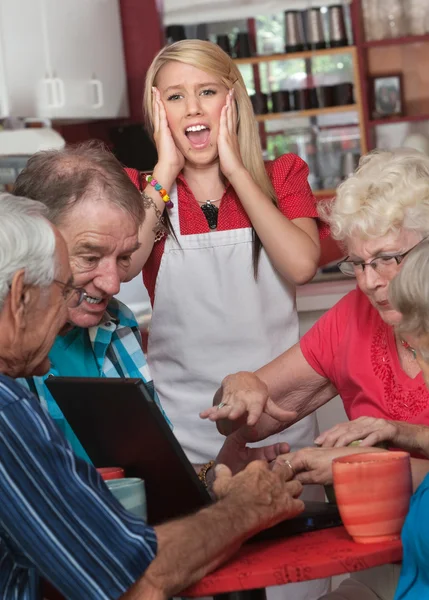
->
xmin=363 ymin=34 xmax=429 ymax=49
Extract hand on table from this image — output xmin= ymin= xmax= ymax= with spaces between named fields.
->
xmin=200 ymin=371 xmax=297 ymax=436
xmin=213 ymin=460 xmax=304 ymax=531
xmin=215 ymin=428 xmax=292 ymax=475
xmin=314 ymin=417 xmax=399 ymax=449
xmin=274 ymin=445 xmax=383 ymax=486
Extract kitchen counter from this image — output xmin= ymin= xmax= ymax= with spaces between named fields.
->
xmin=297 ymin=277 xmax=356 ymax=313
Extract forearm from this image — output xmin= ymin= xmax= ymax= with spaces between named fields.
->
xmin=256 ymin=351 xmax=337 ymax=418
xmin=229 ymin=168 xmax=320 ymax=284
xmin=135 ymin=500 xmax=258 ymax=597
xmin=127 ymin=163 xmax=178 ymax=280
xmin=393 ymin=422 xmax=429 ymax=458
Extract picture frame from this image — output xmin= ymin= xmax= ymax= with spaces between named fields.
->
xmin=370 ymin=74 xmax=403 ymax=119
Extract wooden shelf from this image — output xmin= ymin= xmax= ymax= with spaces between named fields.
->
xmin=363 ymin=34 xmax=429 ymax=49
xmin=255 ymin=104 xmax=358 ymax=122
xmin=314 ymin=189 xmax=337 ymax=198
xmin=233 ymin=45 xmax=355 ymax=66
xmin=369 ymin=113 xmax=429 ymax=127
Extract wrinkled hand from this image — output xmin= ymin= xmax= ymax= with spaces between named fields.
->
xmin=200 ymin=372 xmax=297 ymax=436
xmin=275 ymin=446 xmax=376 ymax=486
xmin=213 ymin=460 xmax=304 ymax=531
xmin=217 ymin=89 xmax=245 ymax=180
xmin=314 ymin=417 xmax=398 ymax=448
xmin=215 ymin=428 xmax=291 ymax=475
xmin=152 ymin=87 xmax=184 ymax=181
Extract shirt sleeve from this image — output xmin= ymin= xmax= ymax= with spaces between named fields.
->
xmin=125 ymin=167 xmax=141 ymax=190
xmin=267 ymin=153 xmax=330 ymax=239
xmin=300 ymin=289 xmax=357 ymax=381
xmin=0 ymin=393 xmax=157 ymax=600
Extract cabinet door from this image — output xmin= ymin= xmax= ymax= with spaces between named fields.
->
xmin=79 ymin=0 xmax=129 ymax=119
xmin=41 ymin=0 xmax=92 ymax=119
xmin=0 ymin=0 xmax=53 ymax=118
xmin=41 ymin=0 xmax=128 ymax=119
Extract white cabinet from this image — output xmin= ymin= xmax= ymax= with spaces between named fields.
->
xmin=0 ymin=0 xmax=48 ymax=119
xmin=0 ymin=0 xmax=129 ymax=120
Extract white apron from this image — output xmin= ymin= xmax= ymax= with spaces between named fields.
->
xmin=148 ymin=184 xmax=320 ymax=465
xmin=149 ymin=186 xmax=328 ymax=600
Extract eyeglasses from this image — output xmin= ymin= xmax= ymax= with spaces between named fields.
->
xmin=337 ymin=237 xmax=428 ymax=278
xmin=53 ymin=280 xmax=86 ymax=308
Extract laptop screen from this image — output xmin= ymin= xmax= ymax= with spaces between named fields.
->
xmin=46 ymin=377 xmax=211 ymax=525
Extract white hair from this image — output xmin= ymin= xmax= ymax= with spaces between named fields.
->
xmin=0 ymin=193 xmax=57 ymax=309
xmin=319 ymin=148 xmax=429 ymax=243
xmin=390 ymin=239 xmax=429 ymax=357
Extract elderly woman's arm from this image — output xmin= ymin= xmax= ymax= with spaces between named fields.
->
xmin=201 ymin=343 xmax=337 ymax=441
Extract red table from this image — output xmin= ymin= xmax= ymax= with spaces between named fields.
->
xmin=181 ymin=526 xmax=403 ymax=599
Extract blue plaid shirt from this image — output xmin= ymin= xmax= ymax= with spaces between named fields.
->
xmin=22 ymin=298 xmax=170 ymax=461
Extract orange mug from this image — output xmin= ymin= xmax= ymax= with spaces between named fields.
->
xmin=332 ymin=451 xmax=412 ymax=544
xmin=97 ymin=467 xmax=125 ymax=481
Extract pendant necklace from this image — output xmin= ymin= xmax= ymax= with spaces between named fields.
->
xmin=401 ymin=339 xmax=417 ymax=360
xmin=200 ymin=200 xmax=219 ymax=230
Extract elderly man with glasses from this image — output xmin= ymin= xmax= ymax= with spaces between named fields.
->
xmin=0 ymin=192 xmax=304 ymax=600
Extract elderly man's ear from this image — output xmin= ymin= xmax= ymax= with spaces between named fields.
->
xmin=8 ymin=269 xmax=35 ymax=330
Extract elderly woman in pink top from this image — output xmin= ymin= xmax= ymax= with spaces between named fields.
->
xmin=201 ymin=147 xmax=429 ymax=600
xmin=202 ymin=147 xmax=429 ymax=481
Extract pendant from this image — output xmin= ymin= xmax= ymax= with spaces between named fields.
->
xmin=201 ymin=201 xmax=219 ymax=230
xmin=401 ymin=339 xmax=417 ymax=359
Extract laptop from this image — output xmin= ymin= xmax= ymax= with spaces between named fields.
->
xmin=46 ymin=377 xmax=341 ymax=540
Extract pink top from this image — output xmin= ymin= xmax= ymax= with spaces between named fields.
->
xmin=300 ymin=288 xmax=429 ymax=425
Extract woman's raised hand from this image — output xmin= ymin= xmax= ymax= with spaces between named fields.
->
xmin=217 ymin=89 xmax=245 ymax=180
xmin=152 ymin=87 xmax=184 ymax=184
xmin=200 ymin=371 xmax=297 ymax=434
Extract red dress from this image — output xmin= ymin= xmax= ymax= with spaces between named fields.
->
xmin=300 ymin=287 xmax=429 ymax=424
xmin=126 ymin=153 xmax=329 ymax=305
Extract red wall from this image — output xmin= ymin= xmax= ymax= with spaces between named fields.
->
xmin=57 ymin=0 xmax=164 ymax=144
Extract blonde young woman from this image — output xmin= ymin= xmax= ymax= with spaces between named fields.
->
xmin=126 ymin=41 xmax=327 ymax=468
xmin=125 ymin=38 xmax=329 ymax=600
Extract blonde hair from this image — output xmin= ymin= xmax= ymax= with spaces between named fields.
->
xmin=319 ymin=148 xmax=429 ymax=243
xmin=143 ymin=39 xmax=277 ymax=274
xmin=390 ymin=239 xmax=429 ymax=346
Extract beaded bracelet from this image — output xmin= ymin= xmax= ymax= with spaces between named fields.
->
xmin=141 ymin=191 xmax=168 ymax=242
xmin=197 ymin=460 xmax=215 ymax=488
xmin=145 ymin=174 xmax=174 ymax=209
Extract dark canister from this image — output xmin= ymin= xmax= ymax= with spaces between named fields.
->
xmin=309 ymin=87 xmax=319 ymax=109
xmin=234 ymin=32 xmax=252 ymax=58
xmin=165 ymin=25 xmax=186 ymax=44
xmin=327 ymin=5 xmax=348 ymax=47
xmin=316 ymin=85 xmax=336 ymax=108
xmin=285 ymin=11 xmax=306 ymax=53
xmin=303 ymin=8 xmax=326 ymax=50
xmin=332 ymin=82 xmax=354 ymax=106
xmin=216 ymin=34 xmax=231 ymax=55
xmin=292 ymin=88 xmax=311 ymax=111
xmin=271 ymin=90 xmax=291 ymax=114
xmin=250 ymin=92 xmax=269 ymax=115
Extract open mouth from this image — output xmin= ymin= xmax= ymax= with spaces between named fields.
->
xmin=84 ymin=294 xmax=104 ymax=305
xmin=185 ymin=124 xmax=211 ymax=149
